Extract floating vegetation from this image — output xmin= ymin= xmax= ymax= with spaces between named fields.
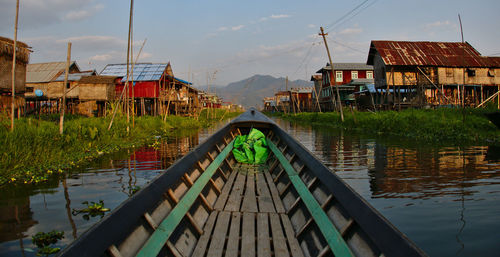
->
xmin=271 ymin=108 xmax=500 ymax=145
xmin=129 ymin=185 xmax=141 ymax=196
xmin=0 ymin=112 xmax=241 ymax=187
xmin=72 ymin=200 xmax=110 ymax=220
xmin=31 ymin=230 xmax=64 ymax=256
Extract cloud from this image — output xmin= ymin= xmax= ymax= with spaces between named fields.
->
xmin=338 ymin=27 xmax=363 ymax=35
xmin=270 ymin=14 xmax=290 ymax=19
xmin=208 ymin=13 xmax=290 ymax=38
xmin=422 ymin=20 xmax=458 ymax=37
xmin=424 ymin=20 xmax=456 ymax=30
xmin=259 ymin=14 xmax=291 ymax=22
xmin=308 ymin=24 xmax=316 ymax=29
xmin=21 ymin=34 xmax=133 ymax=72
xmin=90 ymin=53 xmax=113 ymax=62
xmin=56 ymin=35 xmax=126 ymax=51
xmin=231 ymin=25 xmax=244 ymax=31
xmin=0 ymin=0 xmax=104 ymax=31
xmin=63 ymin=4 xmax=104 ymax=21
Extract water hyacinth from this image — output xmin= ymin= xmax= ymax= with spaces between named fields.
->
xmin=271 ymin=107 xmax=500 ymax=145
xmin=0 ymin=111 xmax=241 ymax=187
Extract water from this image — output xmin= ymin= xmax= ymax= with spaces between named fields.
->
xmin=1 ymin=118 xmax=500 ymax=256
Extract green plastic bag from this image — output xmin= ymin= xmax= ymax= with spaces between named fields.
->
xmin=232 ymin=128 xmax=269 ymax=164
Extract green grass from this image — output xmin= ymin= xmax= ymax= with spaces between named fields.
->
xmin=0 ymin=110 xmax=241 ymax=186
xmin=269 ymin=108 xmax=500 ymax=145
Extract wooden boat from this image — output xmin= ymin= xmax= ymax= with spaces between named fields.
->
xmin=59 ymin=108 xmax=427 ymax=257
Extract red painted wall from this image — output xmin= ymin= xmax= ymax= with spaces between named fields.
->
xmin=115 ymin=81 xmax=160 ymax=98
xmin=326 ymin=70 xmax=370 ymax=86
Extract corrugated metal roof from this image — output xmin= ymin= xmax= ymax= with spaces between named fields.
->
xmin=100 ymin=63 xmax=168 ymax=82
xmin=54 ymin=71 xmax=96 ymax=82
xmin=367 ymin=40 xmax=500 ymax=67
xmin=26 ymin=61 xmax=79 ymax=83
xmin=317 ymin=63 xmax=373 ymax=73
xmin=291 ymin=87 xmax=313 ymax=93
xmin=167 ymin=76 xmax=192 ymax=85
xmin=348 ymin=78 xmax=374 ymax=85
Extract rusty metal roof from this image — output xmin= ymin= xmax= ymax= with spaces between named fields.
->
xmin=367 ymin=41 xmax=500 ymax=68
xmin=26 ymin=61 xmax=80 ymax=83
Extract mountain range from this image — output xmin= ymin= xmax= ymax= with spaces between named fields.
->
xmin=196 ymin=75 xmax=312 ymax=108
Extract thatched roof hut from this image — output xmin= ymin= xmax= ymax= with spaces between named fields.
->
xmin=0 ymin=36 xmax=31 ymax=93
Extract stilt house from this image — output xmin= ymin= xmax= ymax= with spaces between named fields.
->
xmin=315 ymin=63 xmax=374 ymax=111
xmin=367 ymin=40 xmax=500 ymax=108
xmin=25 ymin=61 xmax=80 ymax=114
xmin=100 ymin=63 xmax=198 ymax=116
xmin=0 ymin=36 xmax=31 ymax=115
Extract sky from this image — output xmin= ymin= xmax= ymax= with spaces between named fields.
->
xmin=1 ymin=0 xmax=500 ymax=86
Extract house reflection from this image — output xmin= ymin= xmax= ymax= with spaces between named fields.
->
xmin=310 ymin=127 xmax=500 ymax=199
xmin=0 ymin=192 xmax=38 ymax=243
xmin=368 ymin=145 xmax=500 ymax=198
xmin=129 ymin=133 xmax=200 ymax=171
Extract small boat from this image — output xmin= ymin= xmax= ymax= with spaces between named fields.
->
xmin=59 ymin=108 xmax=427 ymax=257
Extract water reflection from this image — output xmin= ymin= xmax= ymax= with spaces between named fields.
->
xmin=1 ymin=118 xmax=500 ymax=257
xmin=0 ymin=130 xmax=202 ymax=257
xmin=275 ymin=118 xmax=500 ymax=257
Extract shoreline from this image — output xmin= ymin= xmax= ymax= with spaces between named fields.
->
xmin=0 ymin=110 xmax=241 ymax=186
xmin=267 ymin=108 xmax=500 ymax=146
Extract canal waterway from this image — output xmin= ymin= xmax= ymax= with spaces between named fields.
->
xmin=1 ymin=118 xmax=499 ymax=257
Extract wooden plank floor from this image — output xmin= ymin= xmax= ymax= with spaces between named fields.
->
xmin=192 ymin=164 xmax=304 ymax=257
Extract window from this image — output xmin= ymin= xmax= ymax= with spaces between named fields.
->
xmin=488 ymin=69 xmax=495 ymax=77
xmin=467 ymin=69 xmax=476 ymax=77
xmin=351 ymin=71 xmax=358 ymax=80
xmin=26 ymin=87 xmax=34 ymax=93
xmin=366 ymin=71 xmax=373 ymax=79
xmin=336 ymin=71 xmax=343 ymax=82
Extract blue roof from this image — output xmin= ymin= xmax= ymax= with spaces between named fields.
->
xmin=169 ymin=76 xmax=192 ymax=85
xmin=54 ymin=71 xmax=96 ymax=82
xmin=100 ymin=63 xmax=168 ymax=82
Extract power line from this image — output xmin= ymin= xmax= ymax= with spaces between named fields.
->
xmin=326 ymin=0 xmax=380 ymax=33
xmin=325 ymin=0 xmax=370 ymax=31
xmin=329 ymin=39 xmax=365 ymax=54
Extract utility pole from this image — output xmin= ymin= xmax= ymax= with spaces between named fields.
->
xmin=130 ymin=8 xmax=135 ymax=127
xmin=11 ymin=0 xmax=19 ymax=131
xmin=60 ymin=42 xmax=71 ymax=135
xmin=319 ymin=27 xmax=344 ymax=122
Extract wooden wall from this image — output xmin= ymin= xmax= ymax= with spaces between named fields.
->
xmin=0 ymin=54 xmax=26 ymax=93
xmin=437 ymin=67 xmax=500 ymax=85
xmin=79 ymin=83 xmax=115 ymax=101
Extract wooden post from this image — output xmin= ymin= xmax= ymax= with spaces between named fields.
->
xmin=10 ymin=0 xmax=19 ymax=131
xmin=125 ymin=0 xmax=134 ymax=133
xmin=319 ymin=27 xmax=344 ymax=121
xmin=59 ymin=42 xmax=71 ymax=135
xmin=481 ymin=85 xmax=484 ymax=103
xmin=313 ymin=83 xmax=322 ymax=112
